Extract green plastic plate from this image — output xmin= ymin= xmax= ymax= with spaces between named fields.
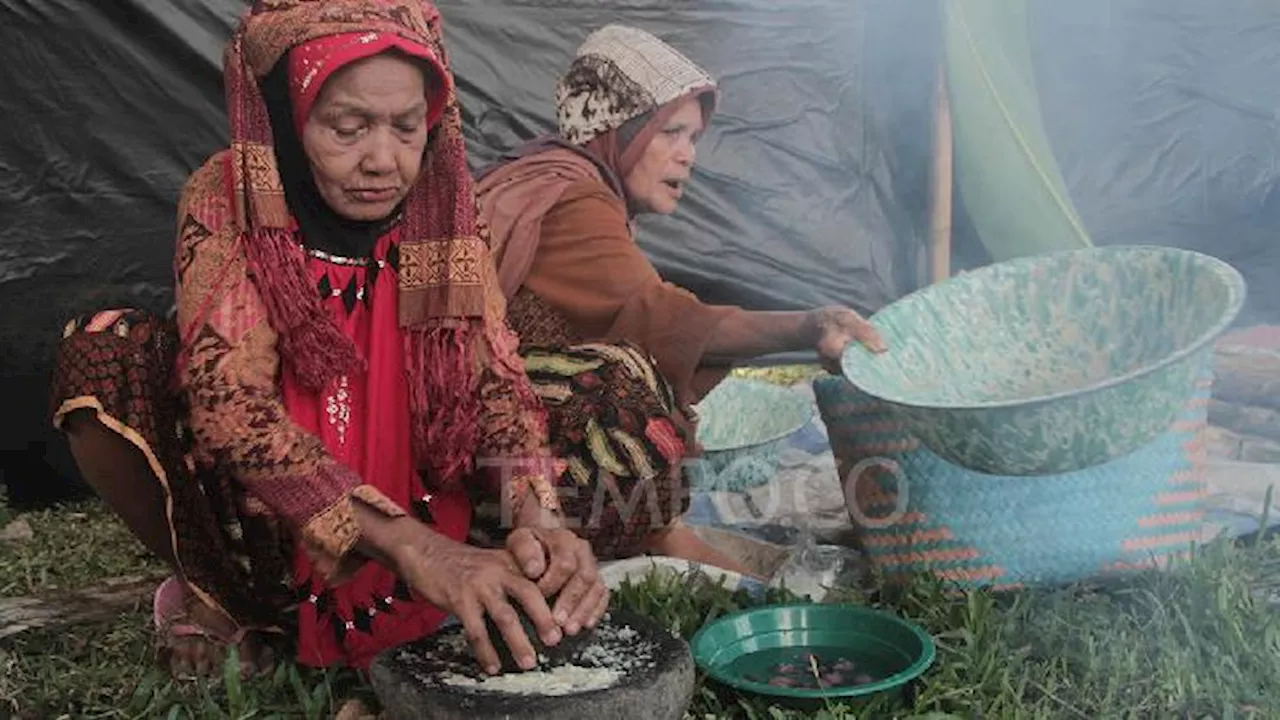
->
xmin=690 ymin=603 xmax=936 ymax=703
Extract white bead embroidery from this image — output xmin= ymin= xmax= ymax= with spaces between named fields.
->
xmin=326 ymin=375 xmax=351 ymax=446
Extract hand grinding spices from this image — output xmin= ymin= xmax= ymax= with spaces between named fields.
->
xmin=393 ymin=612 xmax=662 ymax=697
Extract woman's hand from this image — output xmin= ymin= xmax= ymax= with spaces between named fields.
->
xmin=352 ymin=504 xmax=559 ymax=675
xmin=505 ymin=525 xmax=609 ymax=636
xmin=807 ymin=305 xmax=886 ymax=373
xmin=397 ymin=535 xmax=561 ymax=674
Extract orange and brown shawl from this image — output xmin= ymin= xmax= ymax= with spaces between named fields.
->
xmin=174 ymin=0 xmax=557 ymax=577
xmin=474 ymin=25 xmax=739 ymax=406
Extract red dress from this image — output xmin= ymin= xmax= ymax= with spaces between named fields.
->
xmin=279 ymin=229 xmax=469 ymax=669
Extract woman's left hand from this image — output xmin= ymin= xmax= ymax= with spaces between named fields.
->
xmin=505 ymin=524 xmax=609 ymax=636
xmin=810 ymin=305 xmax=887 ymax=373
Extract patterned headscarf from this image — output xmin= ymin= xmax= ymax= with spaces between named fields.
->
xmin=555 ymin=24 xmax=718 ymax=188
xmin=474 ymin=25 xmax=719 ymax=299
xmin=223 ymin=0 xmax=539 ymax=486
xmin=286 ymin=31 xmax=450 ymax=139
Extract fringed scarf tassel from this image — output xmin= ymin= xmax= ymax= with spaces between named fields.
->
xmin=241 ymin=226 xmax=365 ymax=392
xmin=406 ymin=323 xmax=482 ymax=487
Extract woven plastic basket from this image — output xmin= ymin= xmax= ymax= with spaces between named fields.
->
xmin=812 ymin=359 xmax=1212 ymax=590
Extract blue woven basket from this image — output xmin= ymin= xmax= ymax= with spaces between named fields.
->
xmin=812 ymin=360 xmax=1212 ymax=590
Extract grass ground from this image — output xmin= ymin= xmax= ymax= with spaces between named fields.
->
xmin=4 ymin=366 xmax=1279 ymax=718
xmin=7 ymin=486 xmax=1280 ymax=718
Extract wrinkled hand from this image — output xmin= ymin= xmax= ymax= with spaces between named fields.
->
xmin=506 ymin=526 xmax=609 ymax=637
xmin=810 ymin=305 xmax=886 ymax=373
xmin=391 ymin=535 xmax=559 ymax=675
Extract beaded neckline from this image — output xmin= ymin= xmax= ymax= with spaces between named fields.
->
xmin=307 ymin=241 xmax=401 ymax=315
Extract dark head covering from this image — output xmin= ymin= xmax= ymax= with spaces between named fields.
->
xmin=218 ymin=0 xmax=549 ymax=487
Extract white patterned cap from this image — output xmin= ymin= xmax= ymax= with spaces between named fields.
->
xmin=555 ymin=24 xmax=718 ymax=146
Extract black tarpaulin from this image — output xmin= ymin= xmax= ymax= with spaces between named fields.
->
xmin=0 ymin=0 xmax=937 ymax=501
xmin=439 ymin=0 xmax=937 ymax=314
xmin=1030 ymin=0 xmax=1280 ymax=328
xmin=2 ymin=0 xmax=1277 ymax=503
xmin=0 ymin=0 xmax=244 ymax=502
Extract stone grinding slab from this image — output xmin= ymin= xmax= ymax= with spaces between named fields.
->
xmin=369 ymin=608 xmax=695 ymax=720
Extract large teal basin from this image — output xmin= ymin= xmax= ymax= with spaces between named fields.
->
xmin=839 ymin=245 xmax=1246 ymax=475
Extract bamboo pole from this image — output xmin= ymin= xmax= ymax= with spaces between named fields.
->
xmin=928 ymin=60 xmax=954 ymax=284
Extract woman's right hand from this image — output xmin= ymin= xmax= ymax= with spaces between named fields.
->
xmin=353 ymin=504 xmax=560 ymax=675
xmin=807 ymin=305 xmax=886 ymax=373
xmin=393 ymin=536 xmax=562 ymax=674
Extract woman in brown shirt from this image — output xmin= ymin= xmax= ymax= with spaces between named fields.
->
xmin=474 ymin=25 xmax=885 ymax=575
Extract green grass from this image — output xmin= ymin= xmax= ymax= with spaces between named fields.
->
xmin=620 ymin=538 xmax=1280 ymax=719
xmin=0 ymin=493 xmax=377 ymax=719
xmin=4 ymin=491 xmax=1280 ymax=718
xmin=0 ymin=497 xmax=160 ymax=596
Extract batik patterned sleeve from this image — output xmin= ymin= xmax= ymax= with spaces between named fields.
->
xmin=470 ymin=226 xmax=564 ymax=521
xmin=173 ymin=151 xmax=407 ymax=583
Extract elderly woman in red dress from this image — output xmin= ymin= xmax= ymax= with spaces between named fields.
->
xmin=50 ymin=0 xmax=610 ymax=679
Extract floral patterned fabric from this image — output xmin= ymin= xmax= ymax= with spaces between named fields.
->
xmin=472 ymin=341 xmax=698 ymax=561
xmin=51 ymin=309 xmax=298 ymax=632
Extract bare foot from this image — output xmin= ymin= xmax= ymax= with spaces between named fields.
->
xmin=156 ymin=583 xmax=276 ymax=680
xmin=641 ymin=523 xmax=764 ymax=580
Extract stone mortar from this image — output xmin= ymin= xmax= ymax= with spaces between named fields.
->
xmin=370 ymin=608 xmax=695 ymax=720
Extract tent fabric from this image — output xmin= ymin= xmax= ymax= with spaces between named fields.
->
xmin=0 ymin=1 xmax=245 ymax=501
xmin=1029 ymin=0 xmax=1280 ymax=328
xmin=0 ymin=0 xmax=938 ymax=499
xmin=442 ymin=0 xmax=936 ymax=314
xmin=944 ymin=0 xmax=1094 ymax=262
xmin=1 ymin=0 xmax=1276 ymax=500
